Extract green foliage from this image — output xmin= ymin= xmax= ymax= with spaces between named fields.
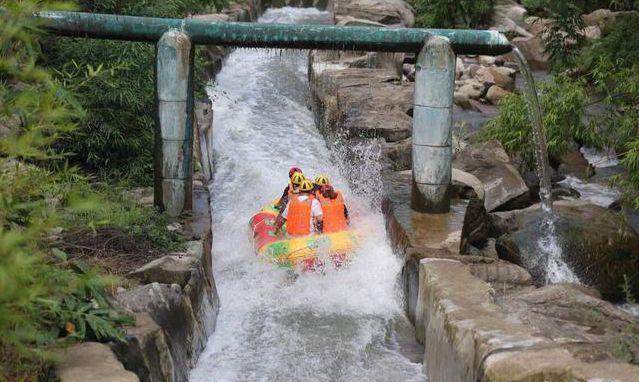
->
xmin=523 ymin=0 xmax=587 ymax=70
xmin=523 ymin=1 xmax=639 ymax=71
xmin=410 ymin=0 xmax=494 ymax=28
xmin=622 ymin=274 xmax=637 ymax=304
xmin=43 ymin=40 xmax=157 ymax=184
xmin=481 ymin=74 xmax=593 ymax=169
xmin=42 ymin=0 xmax=221 ymax=185
xmin=70 ymin=184 xmax=185 ymax=252
xmin=484 ymin=8 xmax=639 ymax=208
xmin=578 ymin=13 xmax=639 ymax=72
xmin=522 ymin=0 xmax=616 ymax=16
xmin=1 ymin=2 xmax=143 ymax=379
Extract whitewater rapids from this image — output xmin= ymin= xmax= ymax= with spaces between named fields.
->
xmin=190 ymin=8 xmax=425 ymax=382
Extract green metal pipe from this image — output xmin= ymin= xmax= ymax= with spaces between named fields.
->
xmin=36 ymin=11 xmax=512 ymax=55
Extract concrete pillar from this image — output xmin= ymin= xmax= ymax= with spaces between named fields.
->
xmin=411 ymin=36 xmax=455 ymax=213
xmin=155 ymin=30 xmax=194 ymax=216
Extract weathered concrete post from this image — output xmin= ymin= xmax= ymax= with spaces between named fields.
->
xmin=155 ymin=30 xmax=194 ymax=216
xmin=411 ymin=36 xmax=455 ymax=213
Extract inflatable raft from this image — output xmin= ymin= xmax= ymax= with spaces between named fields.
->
xmin=249 ymin=200 xmax=358 ymax=271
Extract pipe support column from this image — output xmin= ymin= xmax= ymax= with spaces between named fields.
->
xmin=155 ymin=30 xmax=194 ymax=216
xmin=411 ymin=36 xmax=455 ymax=213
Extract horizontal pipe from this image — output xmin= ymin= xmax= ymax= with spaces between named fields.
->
xmin=35 ymin=11 xmax=512 ymax=55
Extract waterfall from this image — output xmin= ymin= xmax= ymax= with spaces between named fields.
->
xmin=512 ymin=47 xmax=553 ymax=213
xmin=512 ymin=47 xmax=580 ymax=284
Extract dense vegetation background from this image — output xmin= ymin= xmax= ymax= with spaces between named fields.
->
xmin=42 ymin=0 xmax=222 ymax=184
xmin=1 ymin=0 xmax=221 ymax=379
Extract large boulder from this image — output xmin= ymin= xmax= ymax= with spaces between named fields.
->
xmin=582 ymin=25 xmax=602 ymax=41
xmin=524 ymin=16 xmax=553 ymax=36
xmin=498 ymin=283 xmax=639 ymax=364
xmin=453 ymin=140 xmax=530 ymax=212
xmin=111 ymin=313 xmax=174 ymax=382
xmin=556 ymin=143 xmax=594 ymax=179
xmin=492 ymin=0 xmax=532 ymax=38
xmin=116 ymin=283 xmax=196 ymax=382
xmin=511 ymin=35 xmax=549 ymax=70
xmin=456 ymin=80 xmax=484 ymax=100
xmin=453 ymin=91 xmax=473 ymax=110
xmin=415 ymin=258 xmax=639 ymax=381
xmin=313 ymin=68 xmax=413 ymax=142
xmin=583 ymin=8 xmax=615 ymax=27
xmin=56 ymin=342 xmax=139 ymax=382
xmin=582 ymin=8 xmax=638 ymax=29
xmin=485 ymin=85 xmax=510 ymax=104
xmin=495 ymin=201 xmax=639 ymax=301
xmin=452 ymin=168 xmax=485 ymax=201
xmin=476 ymin=66 xmax=515 ymax=91
xmin=333 ymin=0 xmax=415 ymax=27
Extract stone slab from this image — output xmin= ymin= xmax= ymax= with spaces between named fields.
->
xmin=56 ymin=342 xmax=139 ymax=382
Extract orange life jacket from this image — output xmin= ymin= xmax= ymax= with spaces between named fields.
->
xmin=286 ymin=195 xmax=314 ymax=236
xmin=318 ymin=191 xmax=347 ymax=233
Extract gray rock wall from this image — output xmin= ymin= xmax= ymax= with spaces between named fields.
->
xmin=111 ymin=186 xmax=218 ymax=382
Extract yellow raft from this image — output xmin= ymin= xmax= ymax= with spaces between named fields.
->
xmin=249 ymin=200 xmax=358 ymax=271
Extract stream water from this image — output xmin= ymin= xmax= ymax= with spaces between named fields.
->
xmin=190 ymin=8 xmax=425 ymax=382
xmin=513 ymin=48 xmax=581 ymax=284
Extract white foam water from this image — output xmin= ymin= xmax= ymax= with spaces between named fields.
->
xmin=580 ymin=146 xmax=619 ymax=168
xmin=190 ymin=8 xmax=425 ymax=382
xmin=558 ymin=175 xmax=620 ymax=208
xmin=537 ymin=217 xmax=580 ymax=284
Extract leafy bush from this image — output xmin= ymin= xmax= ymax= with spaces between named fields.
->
xmin=69 ymin=184 xmax=185 ymax=252
xmin=481 ymin=74 xmax=593 ymax=169
xmin=410 ymin=0 xmax=494 ymax=28
xmin=522 ymin=0 xmax=617 ymax=16
xmin=483 ymin=11 xmax=639 ymax=207
xmin=578 ymin=12 xmax=639 ymax=72
xmin=1 ymin=2 xmax=140 ymax=379
xmin=523 ymin=1 xmax=587 ymax=70
xmin=523 ymin=1 xmax=639 ymax=71
xmin=42 ymin=0 xmax=223 ymax=185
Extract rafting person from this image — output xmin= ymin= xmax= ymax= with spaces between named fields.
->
xmin=275 ymin=179 xmax=323 ymax=236
xmin=317 ymin=184 xmax=349 ymax=233
xmin=312 ymin=174 xmax=330 ymax=197
xmin=275 ymin=167 xmax=304 ymax=211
